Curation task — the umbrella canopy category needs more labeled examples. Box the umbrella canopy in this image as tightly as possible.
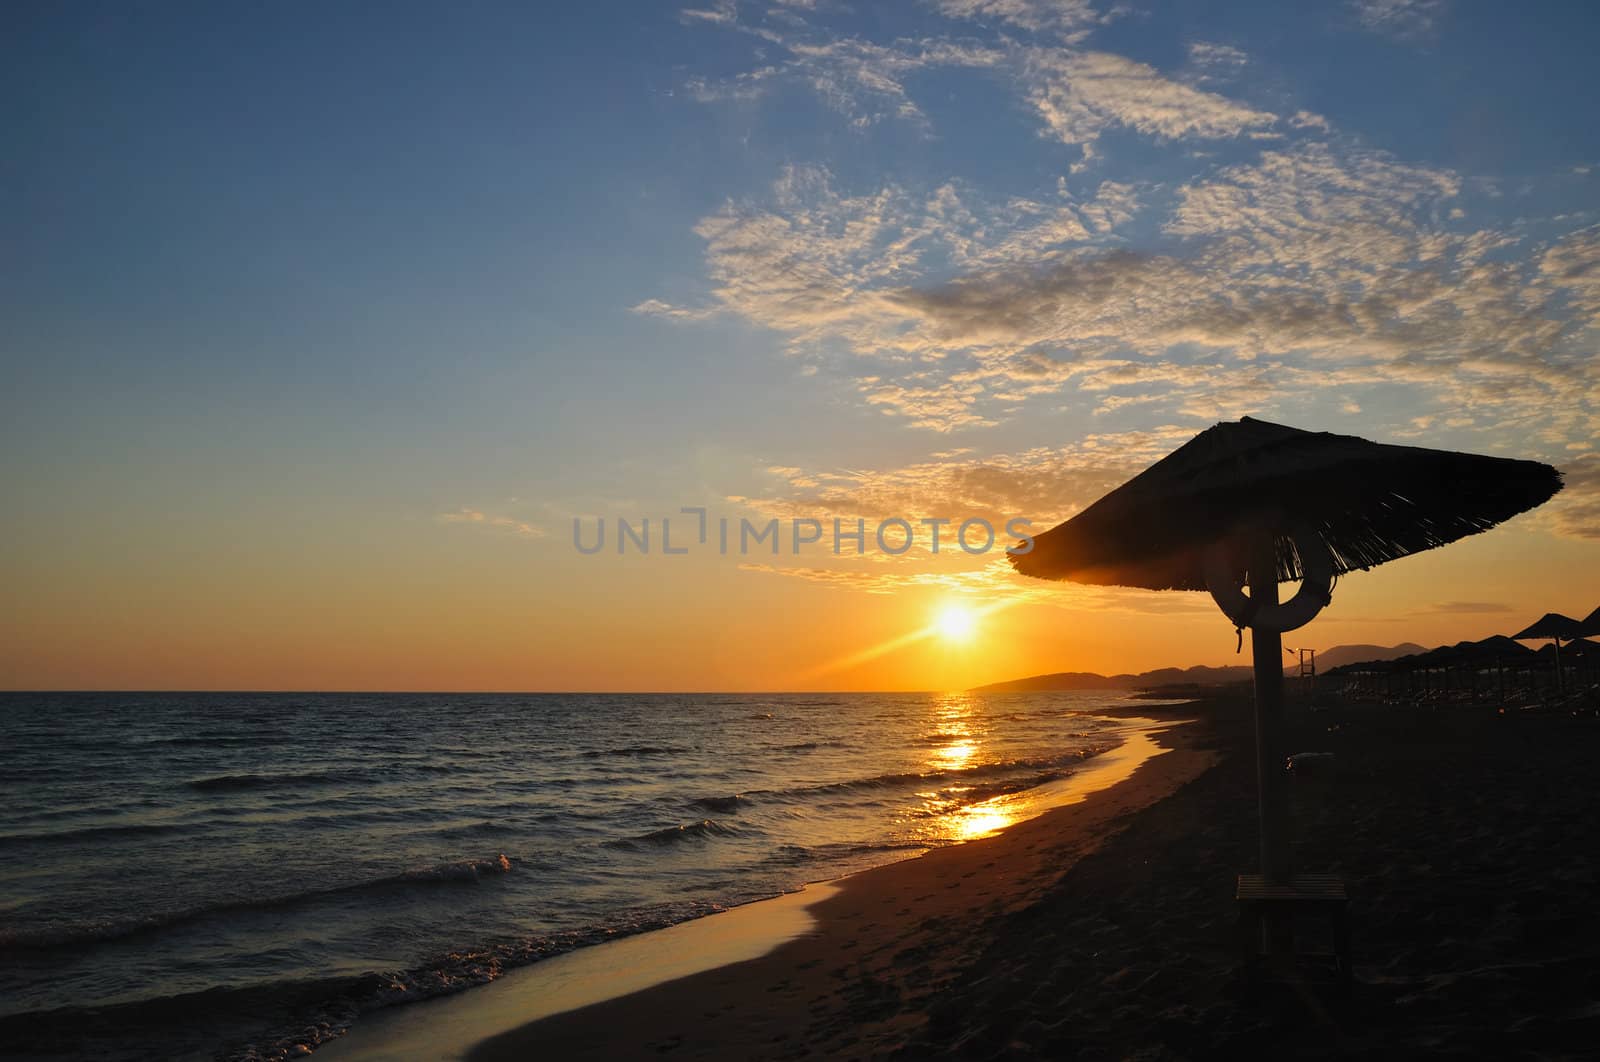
[1512,613,1585,695]
[1510,613,1583,641]
[1012,416,1563,590]
[1578,606,1600,638]
[1456,634,1537,664]
[1536,638,1599,660]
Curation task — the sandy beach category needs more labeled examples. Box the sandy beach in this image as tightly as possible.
[327,690,1600,1060]
[320,713,1209,1061]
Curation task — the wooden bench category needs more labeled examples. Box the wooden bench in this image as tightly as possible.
[1236,873,1351,989]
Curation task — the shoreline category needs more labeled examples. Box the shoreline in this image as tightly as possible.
[322,707,1214,1061]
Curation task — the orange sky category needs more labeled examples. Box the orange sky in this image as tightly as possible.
[5,503,1594,691]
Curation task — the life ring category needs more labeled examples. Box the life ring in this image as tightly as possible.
[1202,526,1334,633]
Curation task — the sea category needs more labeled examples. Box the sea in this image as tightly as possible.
[0,690,1158,1060]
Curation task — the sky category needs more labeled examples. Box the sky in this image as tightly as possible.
[3,0,1598,691]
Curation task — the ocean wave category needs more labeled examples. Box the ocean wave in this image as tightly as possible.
[633,754,1108,846]
[773,739,851,752]
[405,819,503,840]
[186,771,347,793]
[0,856,515,954]
[905,769,1074,812]
[687,793,747,813]
[0,898,743,1062]
[610,819,739,848]
[748,747,1112,804]
[144,730,296,749]
[580,744,692,758]
[0,821,187,847]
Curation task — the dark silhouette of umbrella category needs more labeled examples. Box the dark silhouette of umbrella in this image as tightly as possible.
[1014,417,1562,591]
[1535,638,1598,660]
[1512,612,1583,641]
[1455,634,1537,665]
[1510,612,1583,691]
[1579,606,1600,638]
[1011,417,1562,886]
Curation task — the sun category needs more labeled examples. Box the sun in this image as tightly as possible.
[935,604,978,643]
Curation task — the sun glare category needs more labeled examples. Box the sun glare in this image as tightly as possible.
[936,604,978,643]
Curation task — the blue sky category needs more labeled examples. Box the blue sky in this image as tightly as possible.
[4,0,1599,688]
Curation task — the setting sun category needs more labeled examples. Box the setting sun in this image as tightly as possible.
[936,605,978,643]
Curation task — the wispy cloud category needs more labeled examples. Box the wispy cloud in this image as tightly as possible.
[1350,0,1447,40]
[1187,41,1249,76]
[1547,454,1600,540]
[680,19,1005,133]
[739,425,1194,527]
[932,0,1114,41]
[1414,600,1515,615]
[438,508,546,539]
[1023,49,1277,147]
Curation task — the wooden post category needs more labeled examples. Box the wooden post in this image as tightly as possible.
[1248,535,1290,884]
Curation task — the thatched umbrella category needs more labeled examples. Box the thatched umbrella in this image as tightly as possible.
[1510,612,1583,692]
[1012,417,1561,883]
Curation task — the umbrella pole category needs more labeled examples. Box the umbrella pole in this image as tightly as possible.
[1248,535,1291,884]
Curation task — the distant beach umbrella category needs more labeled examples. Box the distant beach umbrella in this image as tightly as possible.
[1511,613,1584,641]
[1011,417,1562,883]
[1510,612,1584,692]
[1579,606,1600,638]
[1455,634,1537,666]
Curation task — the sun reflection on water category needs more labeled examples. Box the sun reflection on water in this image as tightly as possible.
[951,803,1015,841]
[913,692,1026,842]
[930,739,975,771]
[927,695,978,770]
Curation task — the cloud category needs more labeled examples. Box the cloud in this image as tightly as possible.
[631,298,718,321]
[1187,41,1249,74]
[646,143,1599,443]
[1350,0,1447,40]
[1547,454,1600,540]
[1023,50,1278,147]
[932,0,1112,41]
[680,11,1273,152]
[680,2,739,26]
[681,21,1005,132]
[1415,601,1515,615]
[439,509,546,539]
[1538,225,1600,315]
[740,425,1194,528]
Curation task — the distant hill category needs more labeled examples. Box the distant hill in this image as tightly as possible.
[972,642,1428,694]
[971,663,1253,693]
[1307,643,1428,672]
